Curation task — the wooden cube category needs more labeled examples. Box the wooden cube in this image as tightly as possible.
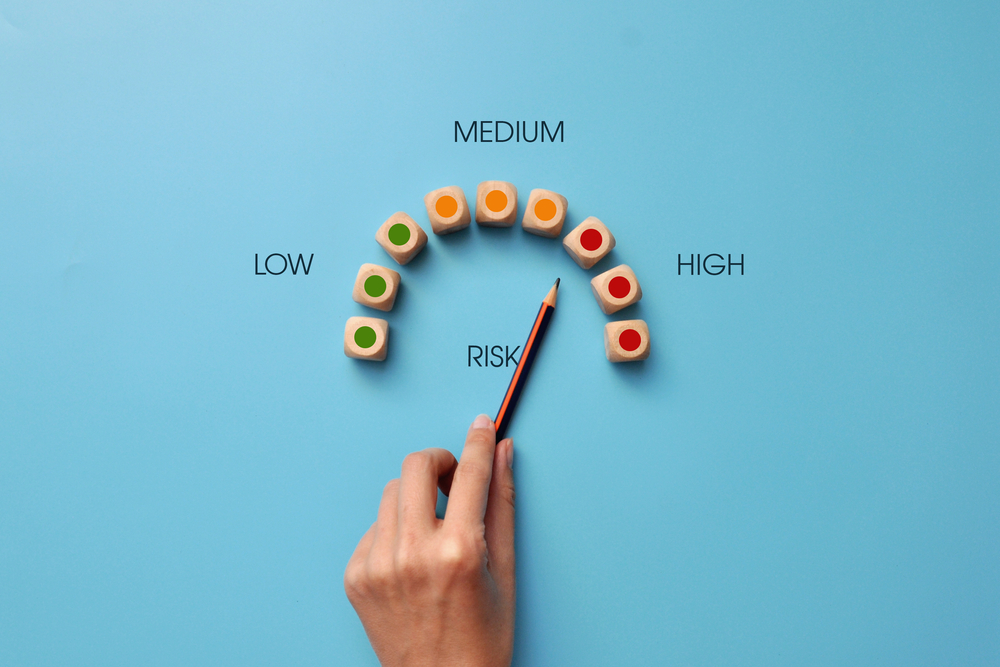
[604,319,650,362]
[352,263,401,312]
[562,217,615,269]
[475,181,518,227]
[376,212,428,265]
[590,264,642,314]
[345,316,388,361]
[424,186,471,235]
[521,188,568,238]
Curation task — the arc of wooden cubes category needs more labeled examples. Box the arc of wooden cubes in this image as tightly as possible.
[344,182,650,363]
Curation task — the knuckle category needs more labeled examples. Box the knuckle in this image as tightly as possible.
[382,478,400,498]
[499,479,516,509]
[427,447,456,466]
[394,543,427,582]
[456,460,491,486]
[365,554,396,590]
[401,451,430,476]
[465,428,495,450]
[343,561,369,601]
[437,534,486,580]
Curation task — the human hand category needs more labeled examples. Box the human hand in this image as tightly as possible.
[344,414,516,667]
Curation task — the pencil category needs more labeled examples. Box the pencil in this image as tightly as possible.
[494,278,560,441]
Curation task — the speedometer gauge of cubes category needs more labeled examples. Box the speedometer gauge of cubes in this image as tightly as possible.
[344,181,650,364]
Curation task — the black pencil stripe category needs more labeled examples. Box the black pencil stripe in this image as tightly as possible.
[495,303,553,441]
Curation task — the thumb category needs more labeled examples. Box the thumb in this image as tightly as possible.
[484,437,516,598]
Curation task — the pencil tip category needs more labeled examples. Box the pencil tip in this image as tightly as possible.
[544,279,560,307]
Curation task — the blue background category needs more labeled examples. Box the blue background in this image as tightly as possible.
[2,1,998,664]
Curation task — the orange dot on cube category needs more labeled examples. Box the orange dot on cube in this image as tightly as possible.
[486,190,508,212]
[476,181,518,227]
[424,186,471,235]
[436,195,458,218]
[521,188,568,238]
[534,198,557,221]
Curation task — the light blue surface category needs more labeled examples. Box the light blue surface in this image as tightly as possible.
[2,1,998,664]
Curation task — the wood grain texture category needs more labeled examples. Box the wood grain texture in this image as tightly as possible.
[344,316,389,361]
[424,185,471,235]
[352,263,401,312]
[603,319,650,362]
[376,212,428,265]
[590,264,642,314]
[521,188,568,238]
[562,216,616,269]
[475,180,518,227]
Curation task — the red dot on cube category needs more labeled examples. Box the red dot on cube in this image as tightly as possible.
[608,276,631,299]
[580,228,603,251]
[619,329,642,351]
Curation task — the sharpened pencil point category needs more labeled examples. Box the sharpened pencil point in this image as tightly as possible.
[543,280,559,308]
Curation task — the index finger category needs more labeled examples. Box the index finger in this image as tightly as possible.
[444,414,497,528]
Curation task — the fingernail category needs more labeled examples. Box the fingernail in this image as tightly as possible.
[472,414,493,430]
[504,439,514,468]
